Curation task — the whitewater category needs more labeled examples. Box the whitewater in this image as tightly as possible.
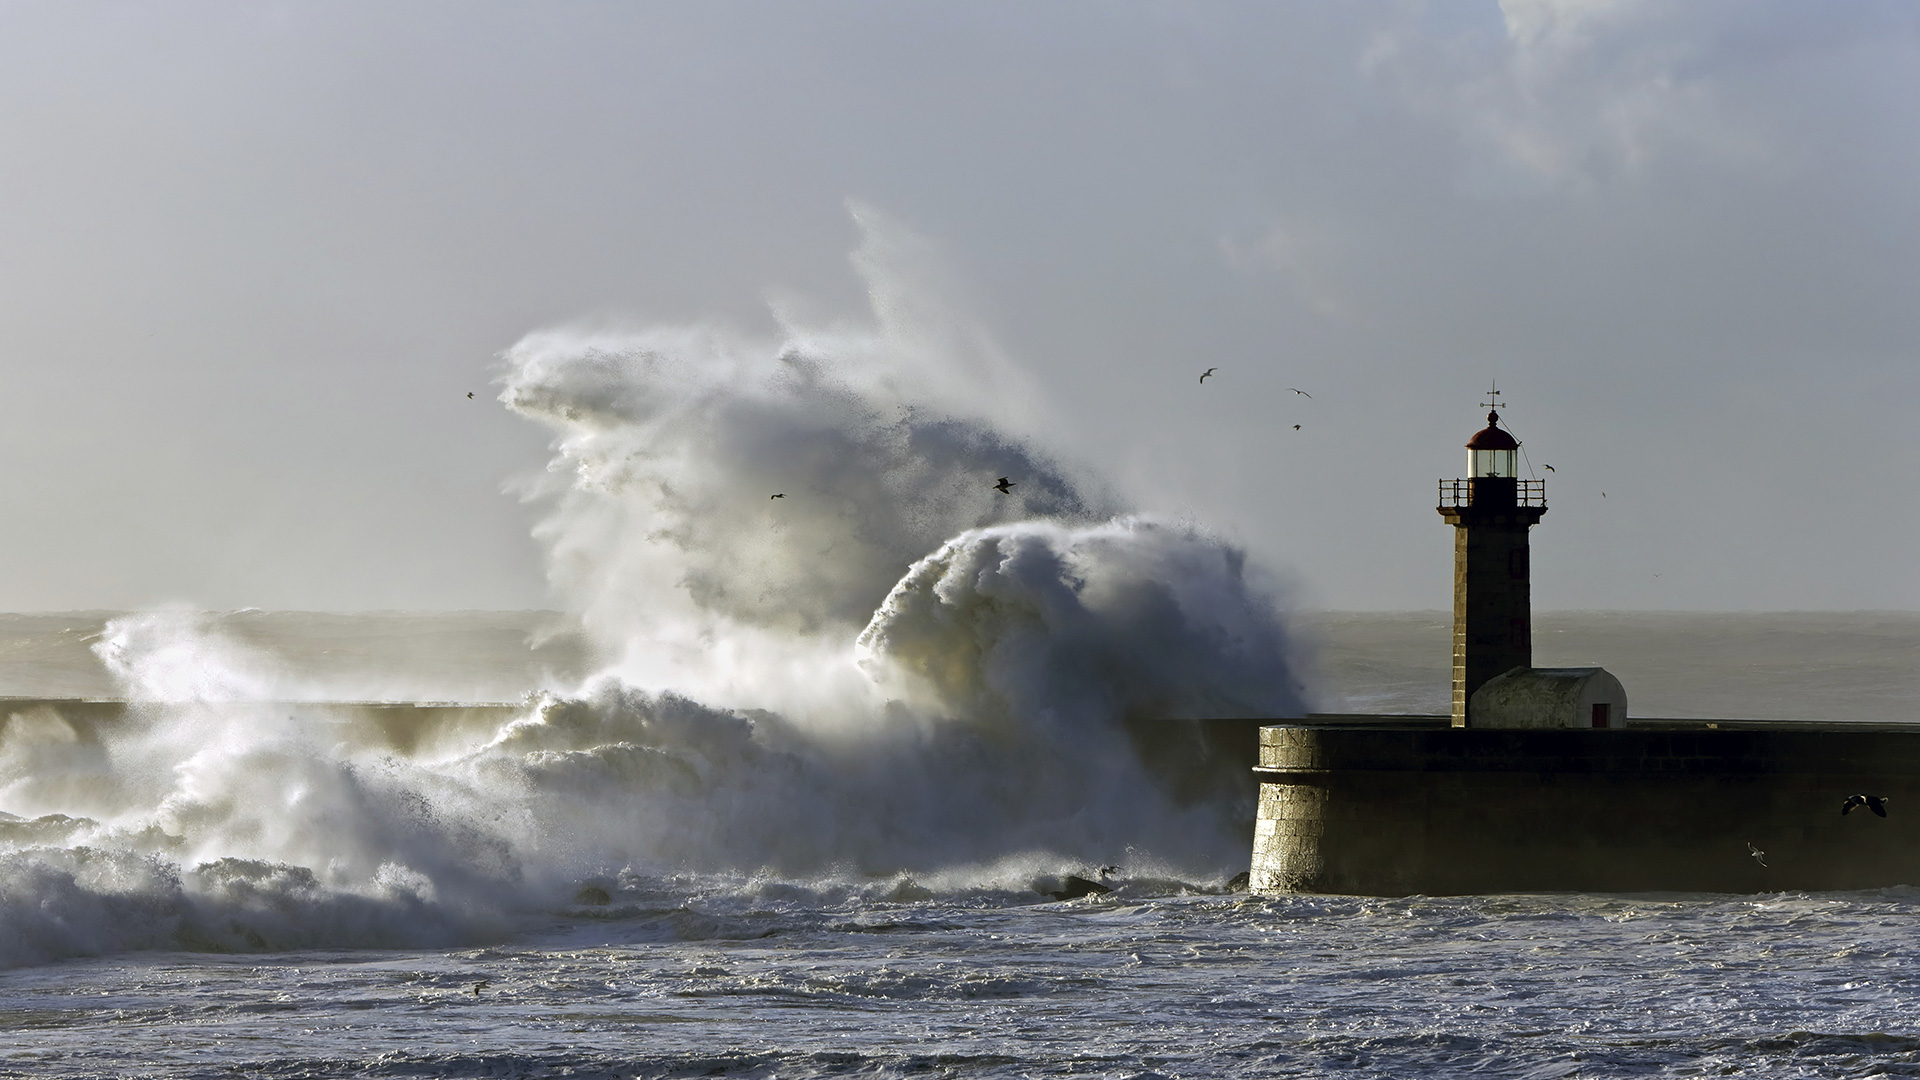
[3,614,1918,1078]
[4,226,1920,1075]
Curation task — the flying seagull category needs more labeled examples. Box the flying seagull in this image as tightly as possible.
[472,980,489,996]
[770,493,785,499]
[1199,367,1217,383]
[994,477,1016,494]
[1287,388,1311,398]
[1542,464,1555,472]
[1293,424,1301,431]
[1748,842,1768,868]
[466,392,474,399]
[1842,794,1890,817]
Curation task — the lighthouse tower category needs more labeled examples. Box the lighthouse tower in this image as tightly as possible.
[1437,389,1545,727]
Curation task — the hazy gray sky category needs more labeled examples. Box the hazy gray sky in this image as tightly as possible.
[0,1,1913,612]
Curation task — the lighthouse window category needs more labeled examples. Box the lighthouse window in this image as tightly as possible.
[1469,449,1517,478]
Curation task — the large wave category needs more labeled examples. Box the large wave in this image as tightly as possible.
[0,212,1308,966]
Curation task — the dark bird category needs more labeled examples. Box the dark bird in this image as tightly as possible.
[1097,865,1121,879]
[1286,388,1312,398]
[1748,842,1768,868]
[1542,464,1555,472]
[466,392,474,399]
[1601,492,1607,498]
[993,477,1015,494]
[1842,794,1890,817]
[1199,367,1217,383]
[472,980,488,996]
[770,493,785,499]
[1292,424,1302,431]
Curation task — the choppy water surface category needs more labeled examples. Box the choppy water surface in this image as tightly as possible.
[7,886,1920,1077]
[1,310,1915,1076]
[1,611,1917,1077]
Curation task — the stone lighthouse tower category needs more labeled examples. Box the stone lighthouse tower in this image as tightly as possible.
[1437,389,1546,726]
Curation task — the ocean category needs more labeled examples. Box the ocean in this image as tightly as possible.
[1,609,1916,1079]
[2,333,1916,1076]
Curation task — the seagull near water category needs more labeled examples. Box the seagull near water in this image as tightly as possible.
[1842,794,1890,817]
[993,477,1016,494]
[1286,387,1311,398]
[1199,367,1217,383]
[1748,842,1768,868]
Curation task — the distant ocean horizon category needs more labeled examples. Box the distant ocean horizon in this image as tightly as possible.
[0,607,1911,722]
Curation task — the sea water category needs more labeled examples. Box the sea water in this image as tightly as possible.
[3,320,1917,1075]
[0,610,1917,1078]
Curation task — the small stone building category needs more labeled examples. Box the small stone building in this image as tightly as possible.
[1468,666,1628,729]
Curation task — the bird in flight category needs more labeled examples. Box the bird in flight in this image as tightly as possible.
[1748,842,1767,868]
[1293,424,1302,431]
[770,493,785,500]
[1542,464,1555,472]
[466,392,474,399]
[994,477,1016,494]
[1287,388,1311,398]
[1199,368,1217,383]
[1842,794,1890,817]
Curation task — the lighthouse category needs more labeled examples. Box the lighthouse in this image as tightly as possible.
[1437,389,1546,727]
[1245,387,1913,896]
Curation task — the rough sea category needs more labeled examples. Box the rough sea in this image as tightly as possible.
[0,610,1916,1079]
[3,331,1918,1076]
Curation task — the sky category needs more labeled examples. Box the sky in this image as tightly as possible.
[0,0,1914,613]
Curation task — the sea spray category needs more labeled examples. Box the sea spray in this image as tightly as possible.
[498,324,1110,715]
[488,281,1306,870]
[465,516,1298,880]
[0,614,513,966]
[0,216,1311,965]
[860,518,1303,728]
[0,522,1303,965]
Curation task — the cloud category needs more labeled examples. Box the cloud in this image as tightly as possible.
[1361,0,1807,190]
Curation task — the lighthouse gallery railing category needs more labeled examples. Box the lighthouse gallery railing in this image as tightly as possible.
[1438,478,1546,508]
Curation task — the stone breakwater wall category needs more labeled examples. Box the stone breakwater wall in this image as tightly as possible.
[1252,722,1920,895]
[0,698,524,758]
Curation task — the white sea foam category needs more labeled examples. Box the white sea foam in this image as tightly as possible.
[0,214,1306,966]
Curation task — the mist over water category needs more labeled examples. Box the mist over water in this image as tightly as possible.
[0,232,1308,968]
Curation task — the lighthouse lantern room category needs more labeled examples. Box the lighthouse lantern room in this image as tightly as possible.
[1467,417,1519,479]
